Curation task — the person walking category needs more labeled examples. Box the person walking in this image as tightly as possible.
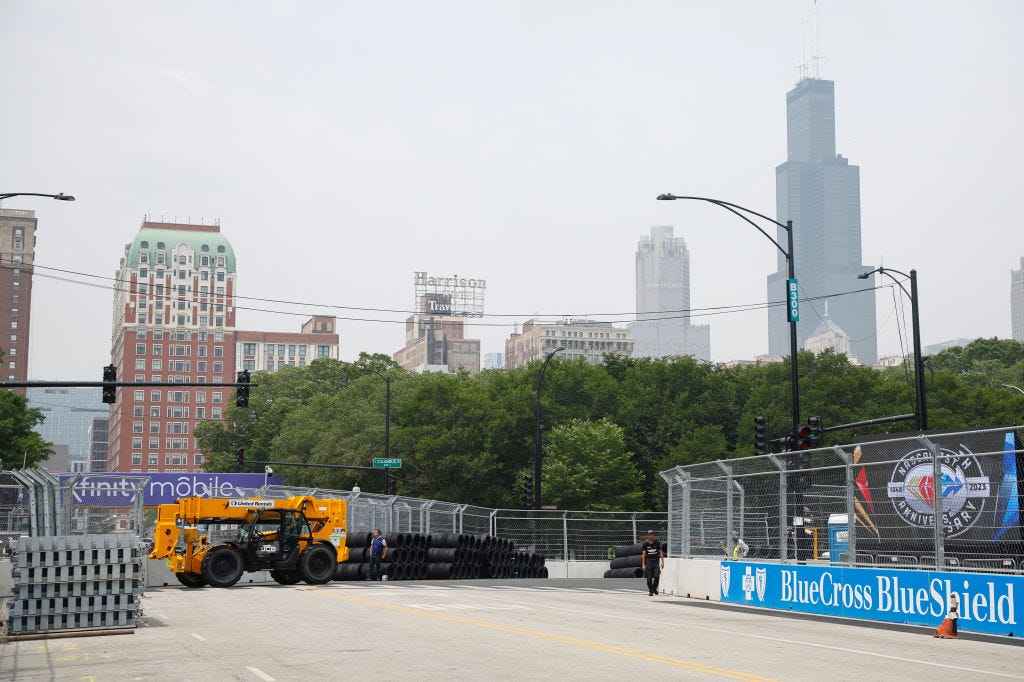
[367,529,388,581]
[640,530,664,596]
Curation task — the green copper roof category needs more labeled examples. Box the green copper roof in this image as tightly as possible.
[126,226,236,272]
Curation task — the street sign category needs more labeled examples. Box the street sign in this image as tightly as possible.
[787,278,800,322]
[372,458,402,469]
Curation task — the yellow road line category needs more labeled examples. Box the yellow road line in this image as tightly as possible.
[317,591,775,681]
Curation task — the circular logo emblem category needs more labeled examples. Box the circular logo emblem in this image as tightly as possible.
[886,446,990,537]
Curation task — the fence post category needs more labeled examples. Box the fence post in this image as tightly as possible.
[681,470,691,558]
[489,509,497,538]
[631,512,637,545]
[833,446,855,566]
[922,437,945,570]
[716,461,733,547]
[768,454,787,562]
[562,511,569,561]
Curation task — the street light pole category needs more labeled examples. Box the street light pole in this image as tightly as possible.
[534,346,564,510]
[859,267,926,431]
[657,194,800,435]
[362,367,393,494]
[0,193,75,202]
[1002,384,1024,395]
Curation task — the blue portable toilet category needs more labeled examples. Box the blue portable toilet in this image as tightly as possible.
[827,513,849,565]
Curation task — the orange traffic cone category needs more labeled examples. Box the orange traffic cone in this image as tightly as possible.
[933,617,957,639]
[934,593,959,639]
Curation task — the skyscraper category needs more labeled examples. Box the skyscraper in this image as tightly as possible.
[633,225,710,361]
[1012,257,1024,342]
[767,78,877,364]
[0,208,36,393]
[108,221,237,473]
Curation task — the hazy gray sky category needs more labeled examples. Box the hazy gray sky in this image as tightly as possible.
[2,1,1021,380]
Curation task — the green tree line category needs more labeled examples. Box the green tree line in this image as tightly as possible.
[194,341,1024,512]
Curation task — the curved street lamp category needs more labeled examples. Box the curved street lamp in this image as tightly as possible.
[657,194,801,436]
[534,346,564,509]
[858,267,926,431]
[1002,384,1024,395]
[0,193,75,202]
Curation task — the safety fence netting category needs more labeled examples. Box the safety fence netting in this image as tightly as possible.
[660,425,1024,573]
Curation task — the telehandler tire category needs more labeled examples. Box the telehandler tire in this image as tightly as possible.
[300,544,336,584]
[175,571,208,588]
[201,545,245,587]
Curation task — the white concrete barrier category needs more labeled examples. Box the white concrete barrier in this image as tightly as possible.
[661,558,721,600]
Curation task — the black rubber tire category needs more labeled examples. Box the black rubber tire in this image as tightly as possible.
[201,546,244,588]
[271,569,302,585]
[300,544,337,585]
[175,571,207,588]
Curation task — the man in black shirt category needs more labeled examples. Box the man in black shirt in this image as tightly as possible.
[640,530,664,596]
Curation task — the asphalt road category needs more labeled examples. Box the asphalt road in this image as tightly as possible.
[2,578,1021,681]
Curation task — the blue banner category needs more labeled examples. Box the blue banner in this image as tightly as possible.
[719,561,1023,636]
[59,472,284,507]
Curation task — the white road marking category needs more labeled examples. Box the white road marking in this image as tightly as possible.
[247,666,275,681]
[189,632,206,641]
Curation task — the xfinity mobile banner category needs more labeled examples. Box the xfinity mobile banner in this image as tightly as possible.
[720,561,1023,636]
[58,473,284,507]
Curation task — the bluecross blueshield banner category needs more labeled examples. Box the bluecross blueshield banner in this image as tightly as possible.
[719,561,1023,636]
[58,473,284,507]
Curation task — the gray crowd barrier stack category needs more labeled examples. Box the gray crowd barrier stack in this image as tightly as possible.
[7,534,143,637]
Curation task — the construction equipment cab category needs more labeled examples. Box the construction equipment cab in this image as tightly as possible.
[150,496,348,588]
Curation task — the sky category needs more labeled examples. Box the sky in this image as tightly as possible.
[2,1,1022,381]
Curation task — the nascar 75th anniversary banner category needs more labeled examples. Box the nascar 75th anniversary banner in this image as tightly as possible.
[720,561,1023,636]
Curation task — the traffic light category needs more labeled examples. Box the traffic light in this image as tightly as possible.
[235,370,250,408]
[807,416,823,448]
[101,365,117,404]
[235,447,245,471]
[754,416,768,456]
[389,478,398,496]
[522,474,533,509]
[796,425,813,450]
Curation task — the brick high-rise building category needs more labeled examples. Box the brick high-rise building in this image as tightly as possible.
[236,316,339,373]
[0,208,37,394]
[108,221,237,473]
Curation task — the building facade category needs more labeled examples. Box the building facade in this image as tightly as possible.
[767,78,878,365]
[89,417,109,472]
[1013,257,1024,342]
[394,314,480,373]
[483,352,505,370]
[0,208,36,393]
[27,387,108,472]
[107,221,237,473]
[505,317,635,368]
[236,316,339,373]
[632,225,710,361]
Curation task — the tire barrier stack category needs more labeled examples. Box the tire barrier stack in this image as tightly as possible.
[603,541,667,578]
[604,542,644,578]
[335,532,547,581]
[7,534,143,637]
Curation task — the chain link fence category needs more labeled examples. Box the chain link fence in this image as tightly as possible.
[661,425,1024,572]
[253,484,666,560]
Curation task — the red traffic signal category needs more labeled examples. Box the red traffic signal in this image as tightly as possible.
[797,425,812,450]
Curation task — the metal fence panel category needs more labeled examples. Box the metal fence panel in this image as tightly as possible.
[660,425,1024,572]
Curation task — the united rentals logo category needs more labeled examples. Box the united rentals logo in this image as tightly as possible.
[886,445,990,537]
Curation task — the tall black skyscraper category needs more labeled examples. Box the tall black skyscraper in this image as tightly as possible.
[767,78,877,364]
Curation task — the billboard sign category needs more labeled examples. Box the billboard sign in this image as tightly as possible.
[720,561,1023,636]
[846,429,1022,548]
[59,472,284,507]
[414,271,486,318]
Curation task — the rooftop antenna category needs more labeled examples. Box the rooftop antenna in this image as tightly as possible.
[811,0,827,79]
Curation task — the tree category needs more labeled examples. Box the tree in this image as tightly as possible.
[542,418,643,511]
[0,390,53,469]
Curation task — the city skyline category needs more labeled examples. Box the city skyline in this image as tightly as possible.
[2,2,1022,382]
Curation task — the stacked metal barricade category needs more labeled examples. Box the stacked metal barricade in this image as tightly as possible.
[8,534,143,635]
